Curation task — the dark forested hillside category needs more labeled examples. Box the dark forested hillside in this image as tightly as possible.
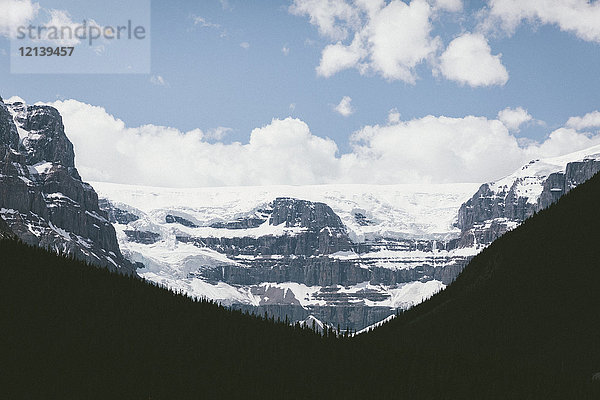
[2,172,600,399]
[357,170,600,398]
[0,239,337,399]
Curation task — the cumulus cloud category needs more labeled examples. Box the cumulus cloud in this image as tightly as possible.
[316,38,366,77]
[294,0,442,83]
[566,111,600,130]
[334,96,354,116]
[387,108,401,124]
[204,126,232,141]
[438,33,508,87]
[497,107,533,132]
[345,115,600,183]
[46,99,600,187]
[0,0,40,38]
[531,127,600,158]
[240,41,250,49]
[38,9,82,46]
[432,0,462,12]
[367,0,440,82]
[282,45,290,55]
[47,100,341,187]
[289,0,359,40]
[482,0,600,43]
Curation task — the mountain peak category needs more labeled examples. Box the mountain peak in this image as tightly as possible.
[0,96,137,274]
[4,101,75,168]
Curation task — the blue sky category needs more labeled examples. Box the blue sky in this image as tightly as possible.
[1,0,600,187]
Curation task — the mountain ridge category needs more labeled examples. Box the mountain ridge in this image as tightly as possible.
[2,169,599,399]
[0,97,137,274]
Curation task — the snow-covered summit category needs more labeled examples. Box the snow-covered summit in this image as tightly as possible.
[91,182,479,242]
[488,143,600,205]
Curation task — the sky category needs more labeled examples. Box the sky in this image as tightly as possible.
[1,0,600,187]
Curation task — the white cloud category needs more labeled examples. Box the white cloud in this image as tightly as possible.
[438,33,508,87]
[47,100,341,187]
[204,126,232,141]
[316,37,366,77]
[497,107,533,132]
[367,0,440,82]
[47,99,600,187]
[483,0,600,43]
[289,0,359,40]
[38,9,82,46]
[240,41,250,49]
[191,15,221,29]
[334,96,354,117]
[566,111,600,130]
[432,0,462,12]
[0,0,40,38]
[345,115,600,183]
[532,127,600,158]
[289,103,296,112]
[282,45,290,56]
[296,0,441,83]
[387,108,401,124]
[150,75,169,87]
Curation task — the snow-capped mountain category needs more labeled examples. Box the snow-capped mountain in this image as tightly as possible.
[457,144,600,246]
[2,95,600,331]
[0,96,137,274]
[92,144,600,331]
[93,182,480,330]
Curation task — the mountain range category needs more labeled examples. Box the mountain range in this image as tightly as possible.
[2,159,599,399]
[1,95,600,332]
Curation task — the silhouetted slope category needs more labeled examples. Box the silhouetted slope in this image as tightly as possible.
[1,172,599,399]
[356,171,600,398]
[0,240,336,399]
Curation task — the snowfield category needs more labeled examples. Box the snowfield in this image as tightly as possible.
[90,182,479,313]
[92,182,480,241]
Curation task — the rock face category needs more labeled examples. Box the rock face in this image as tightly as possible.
[96,186,475,331]
[196,256,468,287]
[0,214,15,239]
[0,97,137,274]
[269,197,344,230]
[457,152,600,246]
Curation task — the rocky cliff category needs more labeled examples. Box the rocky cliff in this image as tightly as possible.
[97,185,475,331]
[457,150,600,245]
[0,97,137,274]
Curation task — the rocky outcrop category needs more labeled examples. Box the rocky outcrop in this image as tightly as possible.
[124,230,161,244]
[176,197,353,257]
[0,97,137,274]
[457,181,535,232]
[166,214,199,228]
[270,197,345,230]
[195,255,469,287]
[209,216,265,229]
[457,157,600,245]
[98,199,140,225]
[0,215,15,239]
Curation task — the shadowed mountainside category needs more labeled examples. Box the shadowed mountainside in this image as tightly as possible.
[2,172,600,399]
